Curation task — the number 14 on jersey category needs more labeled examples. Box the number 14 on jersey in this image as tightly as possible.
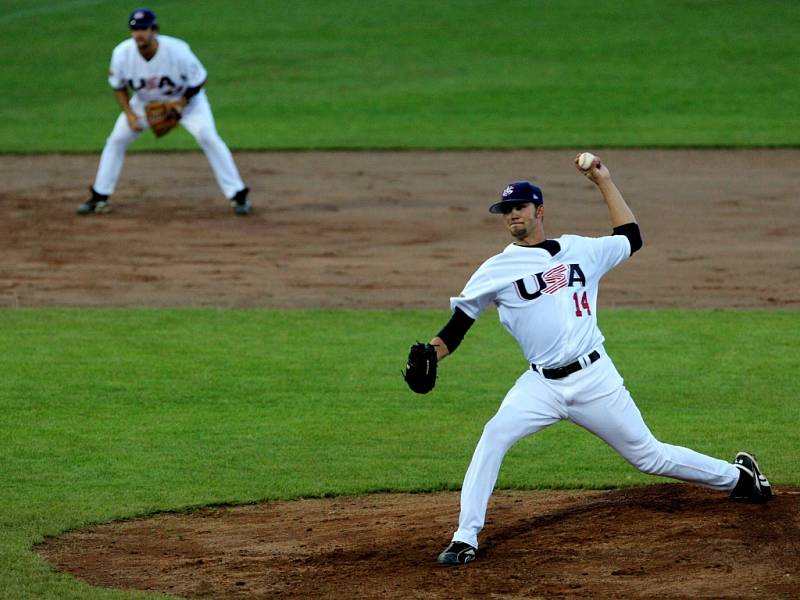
[573,291,592,317]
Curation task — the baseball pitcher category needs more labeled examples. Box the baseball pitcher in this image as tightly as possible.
[404,154,773,566]
[79,8,251,216]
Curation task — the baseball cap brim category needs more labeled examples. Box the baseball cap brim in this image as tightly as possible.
[488,199,539,214]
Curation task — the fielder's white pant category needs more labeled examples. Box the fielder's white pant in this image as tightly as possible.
[452,348,740,549]
[93,90,245,199]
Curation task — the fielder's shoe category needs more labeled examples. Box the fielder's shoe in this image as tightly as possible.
[77,188,111,215]
[437,541,477,566]
[230,187,251,216]
[731,451,773,502]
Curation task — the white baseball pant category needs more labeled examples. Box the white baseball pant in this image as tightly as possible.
[92,90,245,199]
[452,349,741,549]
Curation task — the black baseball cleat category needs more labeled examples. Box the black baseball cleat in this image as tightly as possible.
[77,188,111,215]
[230,187,251,216]
[437,541,477,565]
[731,451,773,502]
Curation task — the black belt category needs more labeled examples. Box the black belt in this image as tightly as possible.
[531,350,601,380]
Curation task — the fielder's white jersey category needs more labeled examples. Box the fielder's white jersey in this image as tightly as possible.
[108,35,207,104]
[451,234,631,368]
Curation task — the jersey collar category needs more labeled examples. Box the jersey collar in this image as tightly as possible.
[513,239,560,256]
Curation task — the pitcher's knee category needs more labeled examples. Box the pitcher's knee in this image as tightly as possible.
[629,441,669,475]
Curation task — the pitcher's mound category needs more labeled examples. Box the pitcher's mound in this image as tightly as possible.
[38,484,798,599]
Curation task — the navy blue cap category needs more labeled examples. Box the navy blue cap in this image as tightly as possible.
[128,8,158,30]
[488,181,544,214]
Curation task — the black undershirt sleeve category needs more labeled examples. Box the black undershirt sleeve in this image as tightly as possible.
[612,222,643,255]
[183,79,206,102]
[436,307,475,355]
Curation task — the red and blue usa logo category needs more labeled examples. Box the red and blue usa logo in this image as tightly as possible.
[513,263,586,301]
[541,264,568,294]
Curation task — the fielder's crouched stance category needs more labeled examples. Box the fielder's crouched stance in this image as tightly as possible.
[404,154,772,566]
[79,8,251,216]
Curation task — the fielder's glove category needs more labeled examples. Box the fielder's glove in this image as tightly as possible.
[404,342,438,394]
[145,101,183,137]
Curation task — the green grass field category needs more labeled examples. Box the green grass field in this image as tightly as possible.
[0,0,799,151]
[1,309,798,599]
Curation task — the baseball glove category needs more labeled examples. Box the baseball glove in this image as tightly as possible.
[145,101,183,137]
[404,342,438,394]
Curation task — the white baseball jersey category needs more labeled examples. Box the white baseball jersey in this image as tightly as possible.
[451,235,630,368]
[108,35,207,105]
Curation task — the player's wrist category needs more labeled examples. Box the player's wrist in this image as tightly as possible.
[596,178,616,193]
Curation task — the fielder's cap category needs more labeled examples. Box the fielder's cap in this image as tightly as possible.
[488,181,544,214]
[128,8,158,30]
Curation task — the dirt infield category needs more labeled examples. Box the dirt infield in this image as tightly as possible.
[7,149,798,598]
[39,485,799,599]
[2,149,799,309]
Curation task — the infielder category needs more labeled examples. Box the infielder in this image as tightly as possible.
[79,8,251,216]
[403,153,772,566]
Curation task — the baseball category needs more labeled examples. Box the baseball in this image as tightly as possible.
[577,152,596,170]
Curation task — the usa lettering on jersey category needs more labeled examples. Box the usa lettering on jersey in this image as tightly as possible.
[127,76,184,95]
[513,263,586,301]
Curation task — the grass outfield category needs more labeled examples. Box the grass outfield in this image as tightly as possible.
[0,0,798,152]
[0,308,797,598]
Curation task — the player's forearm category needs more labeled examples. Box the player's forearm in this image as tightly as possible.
[597,178,636,227]
[113,88,135,116]
[429,336,450,361]
[430,307,476,361]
